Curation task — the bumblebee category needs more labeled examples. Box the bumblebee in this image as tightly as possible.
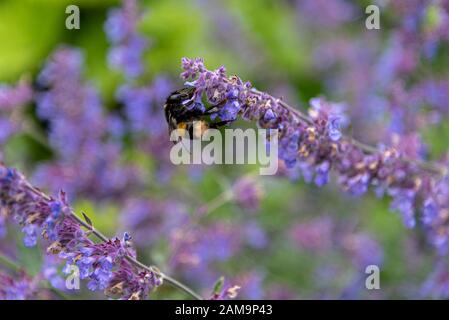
[164,87,229,140]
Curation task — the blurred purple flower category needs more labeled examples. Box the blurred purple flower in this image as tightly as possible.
[105,0,148,78]
[0,79,32,145]
[0,271,35,300]
[289,217,334,252]
[232,176,264,212]
[34,46,138,199]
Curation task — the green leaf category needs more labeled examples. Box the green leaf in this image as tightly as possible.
[213,276,225,295]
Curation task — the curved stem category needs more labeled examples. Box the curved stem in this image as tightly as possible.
[251,89,448,177]
[24,183,203,300]
[0,252,21,271]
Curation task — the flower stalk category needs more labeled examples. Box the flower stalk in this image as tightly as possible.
[24,181,203,300]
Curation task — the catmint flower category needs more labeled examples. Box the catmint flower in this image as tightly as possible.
[420,173,449,255]
[263,109,276,122]
[0,164,160,299]
[289,217,334,252]
[309,97,347,142]
[0,271,35,300]
[105,261,162,300]
[211,100,241,122]
[231,176,264,212]
[117,76,172,137]
[314,161,331,187]
[342,233,383,270]
[0,79,33,110]
[105,0,148,78]
[34,46,137,199]
[179,57,443,248]
[0,210,6,238]
[42,255,66,291]
[422,260,449,298]
[242,221,267,249]
[181,57,206,80]
[171,223,243,286]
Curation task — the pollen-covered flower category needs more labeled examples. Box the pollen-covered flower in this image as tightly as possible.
[61,238,130,291]
[105,261,162,300]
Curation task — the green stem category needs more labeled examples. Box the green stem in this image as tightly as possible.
[0,252,21,271]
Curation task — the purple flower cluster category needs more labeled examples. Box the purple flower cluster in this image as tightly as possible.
[0,164,161,299]
[422,259,449,298]
[117,76,172,137]
[316,0,449,140]
[105,0,177,183]
[105,260,162,299]
[308,0,449,143]
[422,170,449,255]
[293,1,449,264]
[181,58,248,120]
[0,270,35,300]
[105,0,148,78]
[34,46,137,199]
[179,57,449,250]
[231,176,264,212]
